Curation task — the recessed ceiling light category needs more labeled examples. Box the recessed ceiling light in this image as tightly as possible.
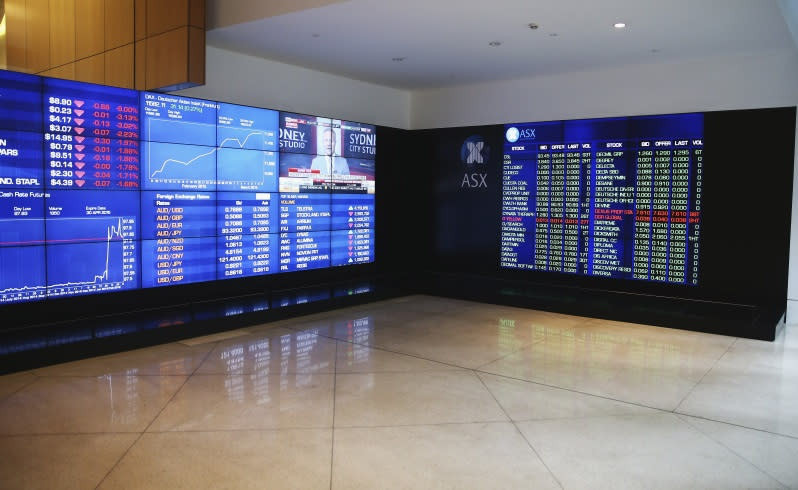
[614,22,626,29]
[311,33,320,38]
[549,33,558,37]
[651,48,660,53]
[489,41,502,47]
[391,57,406,62]
[528,23,539,30]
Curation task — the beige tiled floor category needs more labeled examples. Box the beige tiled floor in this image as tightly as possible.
[1,294,797,489]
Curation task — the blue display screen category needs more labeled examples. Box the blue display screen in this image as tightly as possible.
[332,229,374,267]
[501,114,702,285]
[218,103,278,151]
[278,193,331,233]
[332,194,374,231]
[140,191,216,239]
[143,141,217,191]
[0,69,376,304]
[140,237,217,287]
[0,189,45,246]
[217,147,278,192]
[0,131,45,188]
[216,192,279,279]
[0,246,46,304]
[41,79,141,192]
[45,190,139,298]
[141,93,216,145]
[277,231,331,272]
[0,71,43,132]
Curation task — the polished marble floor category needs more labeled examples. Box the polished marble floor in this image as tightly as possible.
[1,295,797,489]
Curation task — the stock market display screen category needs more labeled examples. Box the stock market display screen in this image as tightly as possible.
[0,70,376,304]
[501,114,703,285]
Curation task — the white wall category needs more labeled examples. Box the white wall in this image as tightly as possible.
[176,46,411,129]
[413,49,798,313]
[781,0,798,51]
[412,50,798,129]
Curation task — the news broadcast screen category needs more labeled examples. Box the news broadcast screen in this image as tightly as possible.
[278,115,375,195]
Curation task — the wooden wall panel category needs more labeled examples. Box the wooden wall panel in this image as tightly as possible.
[146,0,187,36]
[6,0,28,71]
[145,27,187,90]
[188,27,205,86]
[75,0,105,59]
[189,0,205,28]
[134,0,147,40]
[49,0,76,67]
[25,0,51,73]
[105,44,134,89]
[134,40,146,90]
[75,52,105,84]
[105,0,134,50]
[41,63,76,80]
[5,0,203,90]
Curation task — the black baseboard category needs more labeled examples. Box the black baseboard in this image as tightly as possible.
[418,271,781,341]
[0,271,784,375]
[0,277,408,375]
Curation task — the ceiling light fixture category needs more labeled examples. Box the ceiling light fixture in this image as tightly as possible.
[549,33,558,37]
[489,41,502,47]
[528,23,539,30]
[391,57,406,62]
[311,33,320,38]
[614,22,626,29]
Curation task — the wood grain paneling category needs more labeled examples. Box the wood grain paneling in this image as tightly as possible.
[49,0,76,67]
[105,0,134,50]
[75,0,105,59]
[105,44,134,88]
[188,27,205,86]
[6,0,28,70]
[41,63,76,80]
[189,0,205,28]
[4,0,203,90]
[25,0,51,73]
[134,0,147,40]
[146,0,187,36]
[134,40,146,90]
[145,27,187,89]
[75,52,105,84]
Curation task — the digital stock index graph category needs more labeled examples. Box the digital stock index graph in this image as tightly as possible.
[0,70,376,304]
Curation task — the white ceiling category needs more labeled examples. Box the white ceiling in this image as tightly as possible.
[206,0,797,90]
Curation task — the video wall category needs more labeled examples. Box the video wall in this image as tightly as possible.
[0,70,376,305]
[501,114,703,285]
[428,107,794,308]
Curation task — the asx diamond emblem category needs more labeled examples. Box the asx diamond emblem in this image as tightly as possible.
[460,135,490,189]
[460,135,490,165]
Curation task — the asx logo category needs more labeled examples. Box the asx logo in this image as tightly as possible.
[461,135,490,165]
[505,126,535,143]
[460,135,489,189]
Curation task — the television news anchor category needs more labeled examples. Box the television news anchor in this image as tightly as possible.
[311,127,350,176]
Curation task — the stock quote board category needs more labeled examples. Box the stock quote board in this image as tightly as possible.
[501,114,702,285]
[0,70,375,304]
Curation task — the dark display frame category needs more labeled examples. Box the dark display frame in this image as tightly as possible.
[415,108,796,339]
